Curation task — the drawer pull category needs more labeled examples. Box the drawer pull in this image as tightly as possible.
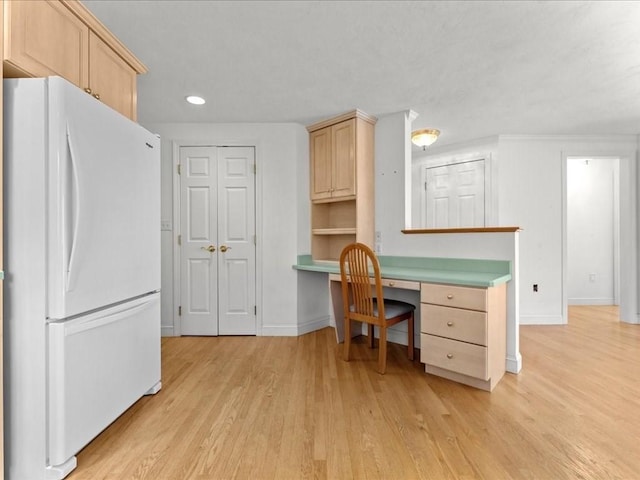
[446,294,453,300]
[446,321,453,327]
[388,281,395,287]
[446,353,454,359]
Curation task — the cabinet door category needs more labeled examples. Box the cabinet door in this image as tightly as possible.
[88,32,137,120]
[310,126,333,200]
[4,0,89,87]
[331,119,356,198]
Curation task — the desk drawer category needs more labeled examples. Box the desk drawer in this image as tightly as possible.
[421,283,487,311]
[421,334,488,380]
[381,278,420,290]
[330,274,420,291]
[421,304,487,345]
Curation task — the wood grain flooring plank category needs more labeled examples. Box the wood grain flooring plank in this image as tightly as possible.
[67,306,640,480]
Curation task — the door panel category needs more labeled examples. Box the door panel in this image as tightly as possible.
[217,147,256,335]
[188,259,212,313]
[331,119,356,198]
[425,159,485,228]
[310,128,332,200]
[88,32,137,120]
[179,146,256,336]
[188,187,210,240]
[180,147,218,335]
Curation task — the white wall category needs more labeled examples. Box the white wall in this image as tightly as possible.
[495,135,637,324]
[567,157,619,305]
[145,122,311,337]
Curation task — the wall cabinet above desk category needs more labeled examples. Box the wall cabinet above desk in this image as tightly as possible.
[307,110,376,262]
[3,0,146,121]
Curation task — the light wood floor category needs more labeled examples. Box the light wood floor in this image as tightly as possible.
[68,306,640,479]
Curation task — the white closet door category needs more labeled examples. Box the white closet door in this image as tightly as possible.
[179,146,256,336]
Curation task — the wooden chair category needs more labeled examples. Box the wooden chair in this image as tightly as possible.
[339,243,415,374]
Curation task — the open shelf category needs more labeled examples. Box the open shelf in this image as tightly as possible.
[312,227,357,235]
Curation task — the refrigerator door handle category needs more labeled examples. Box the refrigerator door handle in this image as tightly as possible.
[65,124,81,292]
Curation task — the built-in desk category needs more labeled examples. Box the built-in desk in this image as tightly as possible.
[294,255,512,391]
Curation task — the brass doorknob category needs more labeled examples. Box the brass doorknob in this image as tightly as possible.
[220,245,231,253]
[201,245,216,253]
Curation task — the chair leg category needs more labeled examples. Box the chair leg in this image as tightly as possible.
[408,312,414,361]
[343,317,351,362]
[378,325,387,374]
[368,324,375,348]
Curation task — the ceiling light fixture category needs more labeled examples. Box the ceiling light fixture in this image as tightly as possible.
[186,95,206,105]
[411,129,440,150]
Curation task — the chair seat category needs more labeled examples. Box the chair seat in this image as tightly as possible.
[350,299,415,319]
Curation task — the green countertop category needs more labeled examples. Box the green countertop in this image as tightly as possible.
[293,255,511,288]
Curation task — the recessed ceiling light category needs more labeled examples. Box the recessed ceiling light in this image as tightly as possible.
[186,95,205,105]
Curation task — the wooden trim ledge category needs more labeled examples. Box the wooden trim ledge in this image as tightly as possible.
[402,227,521,234]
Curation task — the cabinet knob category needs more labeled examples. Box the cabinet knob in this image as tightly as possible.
[84,87,92,94]
[446,353,454,359]
[446,294,453,300]
[93,93,101,100]
[388,281,395,287]
[446,321,453,327]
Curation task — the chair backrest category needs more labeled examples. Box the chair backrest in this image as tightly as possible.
[339,243,385,325]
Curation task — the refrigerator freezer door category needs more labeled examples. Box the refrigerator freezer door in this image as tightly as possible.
[48,293,161,468]
[46,76,160,320]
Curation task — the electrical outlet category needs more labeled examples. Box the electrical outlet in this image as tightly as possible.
[589,273,596,282]
[161,219,172,231]
[375,231,382,242]
[533,284,538,292]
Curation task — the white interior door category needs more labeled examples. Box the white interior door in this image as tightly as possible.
[424,159,485,228]
[179,146,256,335]
[217,147,257,335]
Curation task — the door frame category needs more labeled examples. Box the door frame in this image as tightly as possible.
[565,156,620,307]
[171,139,262,336]
[561,149,638,324]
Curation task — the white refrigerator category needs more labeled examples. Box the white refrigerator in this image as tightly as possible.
[3,76,161,480]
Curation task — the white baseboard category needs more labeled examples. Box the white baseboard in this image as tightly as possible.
[568,297,615,305]
[260,325,300,336]
[161,325,175,337]
[261,316,330,337]
[297,315,331,335]
[519,314,565,325]
[506,353,522,374]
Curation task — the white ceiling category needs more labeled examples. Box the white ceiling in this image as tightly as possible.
[83,0,640,148]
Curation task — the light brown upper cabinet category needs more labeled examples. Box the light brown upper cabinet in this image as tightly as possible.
[3,0,146,121]
[87,31,137,120]
[307,110,377,262]
[310,119,358,201]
